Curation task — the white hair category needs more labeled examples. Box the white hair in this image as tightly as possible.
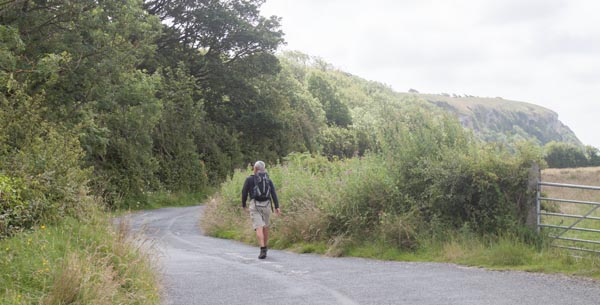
[254,160,266,172]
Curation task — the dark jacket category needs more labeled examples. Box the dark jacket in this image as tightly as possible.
[241,174,279,209]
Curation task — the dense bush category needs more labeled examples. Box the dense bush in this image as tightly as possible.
[0,175,37,237]
[378,103,541,235]
[318,126,359,159]
[0,128,94,237]
[544,141,600,168]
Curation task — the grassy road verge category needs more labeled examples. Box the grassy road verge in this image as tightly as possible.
[0,210,160,305]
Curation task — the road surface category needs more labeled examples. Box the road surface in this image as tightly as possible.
[123,206,600,305]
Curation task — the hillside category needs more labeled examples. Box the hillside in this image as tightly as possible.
[291,54,582,147]
[414,94,581,146]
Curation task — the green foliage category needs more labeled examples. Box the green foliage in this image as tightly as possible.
[11,128,92,212]
[307,72,353,127]
[585,146,600,166]
[0,31,93,233]
[145,0,287,184]
[92,71,162,204]
[318,126,359,159]
[544,141,589,168]
[0,127,94,236]
[0,175,37,237]
[153,66,208,193]
[378,102,542,234]
[124,190,212,211]
[324,155,397,234]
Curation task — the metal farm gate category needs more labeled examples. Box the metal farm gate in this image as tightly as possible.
[537,180,600,254]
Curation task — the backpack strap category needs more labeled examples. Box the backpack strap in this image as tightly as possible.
[252,174,261,198]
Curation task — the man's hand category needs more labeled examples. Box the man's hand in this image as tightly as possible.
[275,208,281,216]
[243,207,249,213]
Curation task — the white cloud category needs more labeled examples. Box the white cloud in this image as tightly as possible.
[261,0,600,147]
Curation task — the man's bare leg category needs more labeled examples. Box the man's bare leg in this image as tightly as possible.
[256,226,265,247]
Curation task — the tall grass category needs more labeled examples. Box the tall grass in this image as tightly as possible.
[202,153,372,248]
[0,207,160,305]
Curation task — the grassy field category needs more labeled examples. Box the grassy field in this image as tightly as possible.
[0,210,160,305]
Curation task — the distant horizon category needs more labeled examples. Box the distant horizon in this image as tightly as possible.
[262,0,600,148]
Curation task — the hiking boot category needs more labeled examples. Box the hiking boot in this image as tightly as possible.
[258,247,267,259]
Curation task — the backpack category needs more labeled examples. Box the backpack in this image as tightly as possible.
[252,172,271,201]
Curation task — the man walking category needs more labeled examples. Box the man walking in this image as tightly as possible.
[242,161,281,259]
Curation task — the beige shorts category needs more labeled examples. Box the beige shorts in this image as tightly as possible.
[249,199,271,229]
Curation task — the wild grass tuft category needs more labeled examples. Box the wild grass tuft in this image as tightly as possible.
[0,207,160,305]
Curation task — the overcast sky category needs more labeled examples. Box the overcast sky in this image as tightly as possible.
[261,0,600,148]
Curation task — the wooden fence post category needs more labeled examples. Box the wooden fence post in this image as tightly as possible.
[525,162,540,230]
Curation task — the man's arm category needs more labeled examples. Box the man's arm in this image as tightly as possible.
[269,180,280,209]
[241,177,251,208]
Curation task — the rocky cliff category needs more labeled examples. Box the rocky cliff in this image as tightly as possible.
[416,94,581,146]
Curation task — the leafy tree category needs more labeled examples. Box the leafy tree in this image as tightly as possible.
[1,0,165,203]
[318,126,358,159]
[144,0,284,113]
[585,145,600,166]
[144,0,286,179]
[153,66,208,192]
[544,141,588,168]
[307,72,352,127]
[0,26,93,231]
[91,70,162,203]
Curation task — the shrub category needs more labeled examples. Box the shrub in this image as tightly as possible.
[0,175,41,237]
[378,102,542,234]
[318,126,358,159]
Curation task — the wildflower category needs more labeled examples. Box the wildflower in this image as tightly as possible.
[41,225,46,230]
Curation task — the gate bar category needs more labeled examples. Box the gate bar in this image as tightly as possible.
[539,211,600,221]
[539,182,600,191]
[538,224,600,234]
[539,197,600,206]
[556,205,600,238]
[552,245,600,254]
[549,236,600,245]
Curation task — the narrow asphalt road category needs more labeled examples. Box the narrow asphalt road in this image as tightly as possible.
[123,205,600,305]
